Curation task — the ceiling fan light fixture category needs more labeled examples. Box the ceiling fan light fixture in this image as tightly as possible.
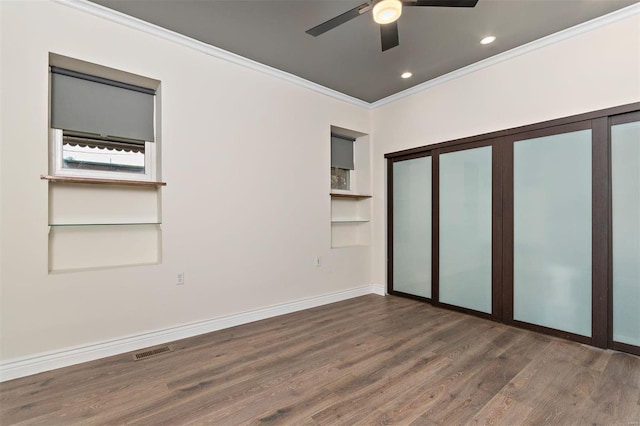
[373,0,402,25]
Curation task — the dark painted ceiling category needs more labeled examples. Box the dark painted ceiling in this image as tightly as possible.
[90,0,638,103]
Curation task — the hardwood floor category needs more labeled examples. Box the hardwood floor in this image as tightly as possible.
[1,295,639,425]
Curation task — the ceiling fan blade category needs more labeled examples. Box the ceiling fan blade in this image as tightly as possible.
[380,22,399,52]
[306,2,372,37]
[402,0,479,7]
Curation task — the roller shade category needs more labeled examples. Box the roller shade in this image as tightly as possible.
[331,134,355,170]
[51,67,155,143]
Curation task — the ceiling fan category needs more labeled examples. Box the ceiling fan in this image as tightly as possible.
[306,0,479,52]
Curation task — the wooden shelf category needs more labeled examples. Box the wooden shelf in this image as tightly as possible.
[330,193,371,199]
[41,175,166,187]
[49,222,161,227]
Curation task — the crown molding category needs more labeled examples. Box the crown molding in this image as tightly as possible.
[54,0,638,111]
[371,2,640,109]
[52,0,370,109]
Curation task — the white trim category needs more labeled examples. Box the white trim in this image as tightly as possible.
[52,0,370,109]
[0,285,380,382]
[53,1,639,111]
[371,283,386,296]
[371,3,640,109]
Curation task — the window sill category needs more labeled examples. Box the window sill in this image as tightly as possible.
[330,193,371,199]
[41,175,166,187]
[49,222,161,227]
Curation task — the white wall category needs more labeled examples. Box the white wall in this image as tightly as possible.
[0,1,370,362]
[371,14,640,291]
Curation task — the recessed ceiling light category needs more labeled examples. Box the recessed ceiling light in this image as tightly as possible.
[401,72,412,79]
[480,36,496,45]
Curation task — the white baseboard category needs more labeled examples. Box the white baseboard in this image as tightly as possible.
[371,283,386,296]
[0,285,381,382]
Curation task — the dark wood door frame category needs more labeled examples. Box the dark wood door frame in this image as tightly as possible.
[432,139,503,322]
[387,151,434,303]
[503,119,607,348]
[607,111,640,356]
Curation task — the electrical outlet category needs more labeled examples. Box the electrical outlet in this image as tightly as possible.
[316,256,322,267]
[176,272,185,285]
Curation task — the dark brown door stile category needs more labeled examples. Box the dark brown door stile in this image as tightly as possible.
[501,139,514,325]
[431,152,440,305]
[386,156,394,297]
[492,138,505,321]
[592,116,609,349]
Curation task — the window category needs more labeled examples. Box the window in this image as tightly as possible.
[49,66,157,181]
[331,167,350,190]
[330,134,355,191]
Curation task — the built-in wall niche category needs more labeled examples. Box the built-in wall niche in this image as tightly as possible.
[329,125,371,248]
[47,181,162,272]
[46,53,163,272]
[49,224,161,272]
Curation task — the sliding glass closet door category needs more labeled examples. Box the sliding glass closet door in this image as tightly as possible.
[611,113,640,353]
[390,155,432,298]
[386,104,640,354]
[438,144,494,314]
[508,123,594,339]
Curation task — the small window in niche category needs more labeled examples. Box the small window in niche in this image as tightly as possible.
[331,134,355,191]
[331,167,350,190]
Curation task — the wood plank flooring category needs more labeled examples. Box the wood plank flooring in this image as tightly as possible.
[1,295,639,425]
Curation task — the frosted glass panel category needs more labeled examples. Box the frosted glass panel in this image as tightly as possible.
[513,130,592,337]
[439,147,492,313]
[393,157,431,298]
[612,120,640,346]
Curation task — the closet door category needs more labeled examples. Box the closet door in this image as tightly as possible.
[389,154,432,299]
[506,122,594,340]
[610,113,640,354]
[437,143,496,315]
